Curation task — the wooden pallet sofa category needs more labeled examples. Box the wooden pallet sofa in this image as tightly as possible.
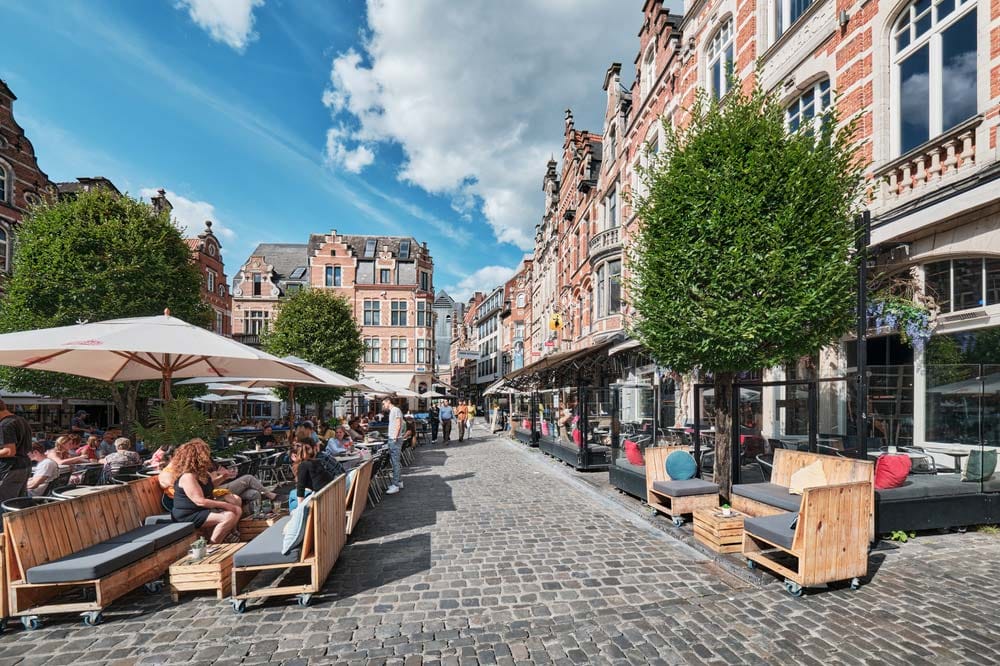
[2,477,195,629]
[645,446,720,526]
[230,473,346,613]
[733,450,874,595]
[346,460,373,536]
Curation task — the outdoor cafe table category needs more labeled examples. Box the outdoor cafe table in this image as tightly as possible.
[52,485,110,499]
[916,446,971,473]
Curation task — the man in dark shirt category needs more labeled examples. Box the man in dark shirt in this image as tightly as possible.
[256,425,277,448]
[0,399,33,502]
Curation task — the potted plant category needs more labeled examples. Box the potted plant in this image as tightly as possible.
[721,503,733,518]
[189,537,208,561]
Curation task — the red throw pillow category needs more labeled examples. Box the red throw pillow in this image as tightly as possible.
[875,454,911,490]
[624,440,645,466]
[573,428,582,447]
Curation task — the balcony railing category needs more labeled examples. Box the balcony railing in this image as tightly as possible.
[234,333,262,347]
[588,227,622,257]
[875,116,982,209]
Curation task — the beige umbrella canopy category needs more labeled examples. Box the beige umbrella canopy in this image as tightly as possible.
[0,310,319,399]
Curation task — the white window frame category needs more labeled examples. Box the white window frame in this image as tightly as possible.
[365,337,381,364]
[364,300,381,326]
[244,310,269,336]
[641,43,656,100]
[206,269,216,293]
[399,239,411,259]
[0,164,7,204]
[391,300,408,326]
[890,0,978,157]
[706,19,735,100]
[605,184,619,230]
[364,239,377,257]
[786,78,832,133]
[516,292,526,308]
[0,224,9,273]
[775,0,815,38]
[390,337,408,364]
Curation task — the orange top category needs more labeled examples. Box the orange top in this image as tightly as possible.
[455,405,468,420]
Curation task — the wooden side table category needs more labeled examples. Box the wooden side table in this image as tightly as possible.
[238,511,288,541]
[169,542,244,601]
[693,508,745,554]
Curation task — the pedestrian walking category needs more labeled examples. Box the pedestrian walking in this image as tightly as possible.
[384,397,405,495]
[456,400,469,441]
[428,403,440,441]
[439,401,454,444]
[0,399,34,503]
[468,402,477,435]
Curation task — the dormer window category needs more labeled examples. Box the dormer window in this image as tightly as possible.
[399,239,411,259]
[364,239,377,257]
[252,272,262,296]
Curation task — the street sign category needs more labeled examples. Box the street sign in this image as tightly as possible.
[457,350,478,359]
[544,340,554,347]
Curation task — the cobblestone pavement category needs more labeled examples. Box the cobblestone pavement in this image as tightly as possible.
[2,423,1000,665]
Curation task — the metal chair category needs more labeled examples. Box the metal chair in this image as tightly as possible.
[1,496,61,513]
[257,451,285,485]
[756,453,774,478]
[103,463,141,484]
[78,464,104,486]
[45,468,74,497]
[111,473,147,485]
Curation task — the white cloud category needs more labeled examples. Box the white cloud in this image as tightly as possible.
[175,0,264,52]
[322,1,636,251]
[447,265,517,303]
[140,187,237,242]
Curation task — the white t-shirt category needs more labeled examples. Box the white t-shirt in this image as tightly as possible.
[29,458,59,497]
[388,406,404,439]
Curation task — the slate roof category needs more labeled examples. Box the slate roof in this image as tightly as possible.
[246,243,309,282]
[308,233,427,260]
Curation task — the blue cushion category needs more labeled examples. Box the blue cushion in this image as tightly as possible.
[666,450,697,481]
[281,495,311,555]
[346,468,358,499]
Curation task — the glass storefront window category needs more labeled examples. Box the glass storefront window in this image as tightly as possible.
[986,259,1000,306]
[953,258,984,311]
[925,260,951,312]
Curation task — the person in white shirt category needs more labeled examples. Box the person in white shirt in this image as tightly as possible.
[27,443,60,497]
[384,397,404,494]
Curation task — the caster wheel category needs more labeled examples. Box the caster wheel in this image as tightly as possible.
[21,615,42,631]
[82,611,103,626]
[784,581,804,597]
[231,599,247,614]
[850,577,861,591]
[297,593,312,607]
[144,580,163,594]
[672,517,684,527]
[746,559,756,569]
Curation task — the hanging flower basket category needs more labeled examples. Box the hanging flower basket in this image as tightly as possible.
[868,295,935,351]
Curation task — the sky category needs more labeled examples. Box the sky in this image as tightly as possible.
[0,0,642,301]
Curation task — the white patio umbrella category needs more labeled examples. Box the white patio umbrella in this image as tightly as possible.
[0,310,318,399]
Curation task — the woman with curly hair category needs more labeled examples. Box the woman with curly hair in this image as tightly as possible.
[170,440,240,543]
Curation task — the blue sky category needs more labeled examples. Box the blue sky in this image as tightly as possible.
[0,0,640,300]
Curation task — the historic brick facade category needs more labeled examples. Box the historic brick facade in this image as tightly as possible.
[184,218,232,336]
[0,79,55,288]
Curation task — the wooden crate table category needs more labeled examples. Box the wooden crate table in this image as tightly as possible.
[238,511,288,541]
[693,509,745,554]
[169,543,244,601]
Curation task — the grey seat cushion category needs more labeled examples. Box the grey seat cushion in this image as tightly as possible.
[652,479,719,497]
[745,512,799,550]
[732,483,802,512]
[233,517,301,567]
[26,541,155,584]
[144,513,174,526]
[109,523,194,550]
[876,474,981,501]
[615,457,645,476]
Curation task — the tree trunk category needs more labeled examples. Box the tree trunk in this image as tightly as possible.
[712,371,735,499]
[109,384,127,434]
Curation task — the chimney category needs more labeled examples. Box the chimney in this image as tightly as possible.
[150,188,172,215]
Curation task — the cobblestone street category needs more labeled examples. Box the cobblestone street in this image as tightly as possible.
[2,427,1000,665]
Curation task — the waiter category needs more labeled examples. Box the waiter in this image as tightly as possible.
[0,399,33,502]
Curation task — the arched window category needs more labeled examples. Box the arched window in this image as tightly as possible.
[786,78,831,133]
[706,20,734,100]
[516,292,526,308]
[0,226,9,273]
[892,0,977,156]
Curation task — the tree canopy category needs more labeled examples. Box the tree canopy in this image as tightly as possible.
[263,288,365,408]
[0,187,211,428]
[631,80,863,493]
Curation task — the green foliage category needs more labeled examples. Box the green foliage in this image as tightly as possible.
[0,188,211,406]
[630,80,863,375]
[888,530,916,543]
[976,524,1000,535]
[135,399,213,450]
[263,289,364,406]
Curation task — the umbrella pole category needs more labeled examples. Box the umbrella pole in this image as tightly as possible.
[288,384,296,432]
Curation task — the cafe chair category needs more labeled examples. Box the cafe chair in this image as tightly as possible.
[1,496,62,513]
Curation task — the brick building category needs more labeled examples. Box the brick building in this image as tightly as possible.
[0,79,54,287]
[449,292,483,399]
[500,257,533,373]
[232,232,436,392]
[184,219,232,336]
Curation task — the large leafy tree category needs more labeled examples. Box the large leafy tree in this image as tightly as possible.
[0,188,211,432]
[631,81,863,496]
[263,289,364,416]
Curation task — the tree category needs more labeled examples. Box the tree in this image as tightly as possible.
[0,188,211,432]
[263,289,365,417]
[631,80,863,497]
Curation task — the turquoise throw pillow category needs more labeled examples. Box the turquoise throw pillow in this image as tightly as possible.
[963,449,998,482]
[666,450,697,481]
[346,468,358,498]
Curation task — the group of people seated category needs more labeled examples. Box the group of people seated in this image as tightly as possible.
[25,430,145,496]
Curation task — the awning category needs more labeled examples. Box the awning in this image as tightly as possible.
[483,378,515,395]
[500,337,620,389]
[608,338,642,357]
[362,372,417,389]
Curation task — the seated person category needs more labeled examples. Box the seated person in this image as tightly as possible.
[96,432,118,459]
[169,441,240,543]
[76,435,100,461]
[325,425,353,455]
[256,424,277,448]
[288,440,334,510]
[147,444,170,470]
[47,435,90,466]
[158,439,274,509]
[101,437,142,478]
[347,417,365,440]
[27,443,60,497]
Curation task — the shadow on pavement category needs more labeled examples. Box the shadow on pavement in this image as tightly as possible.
[325,532,433,599]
